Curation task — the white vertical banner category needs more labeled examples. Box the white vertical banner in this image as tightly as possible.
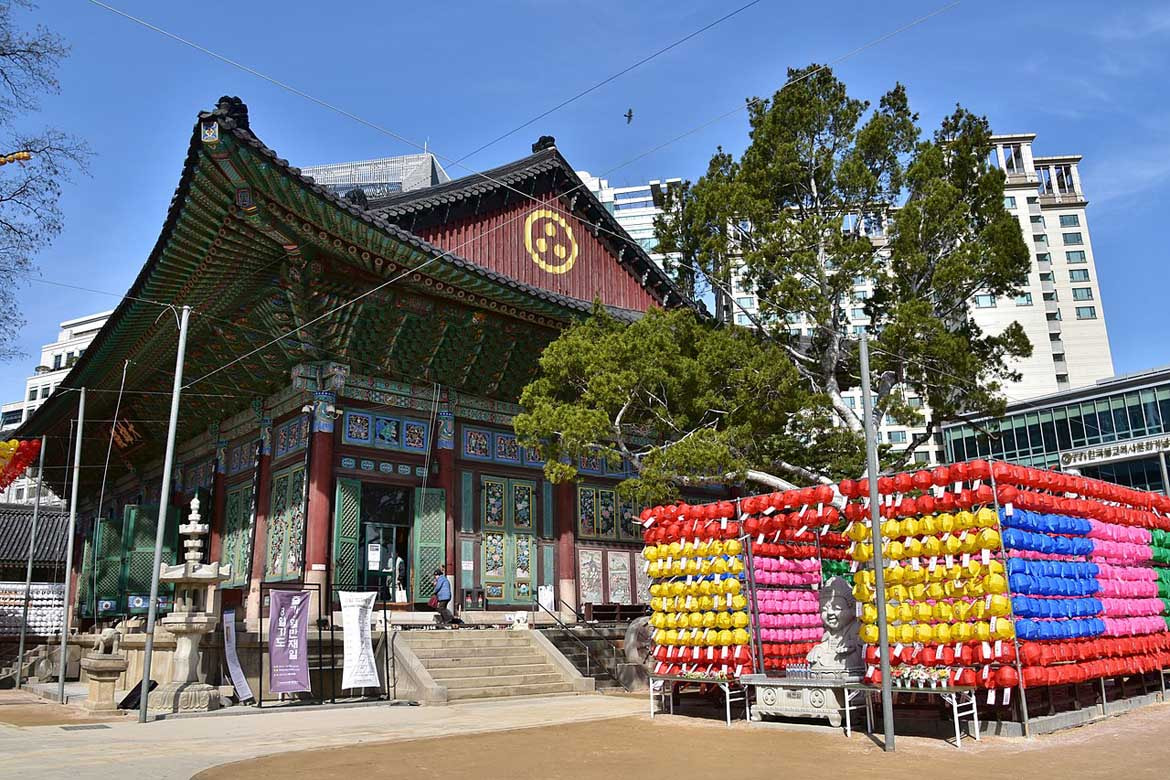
[222,609,254,702]
[340,591,380,690]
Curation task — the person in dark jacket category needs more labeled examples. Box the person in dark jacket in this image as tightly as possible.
[433,567,454,626]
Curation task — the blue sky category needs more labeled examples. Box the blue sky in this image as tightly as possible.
[4,0,1169,403]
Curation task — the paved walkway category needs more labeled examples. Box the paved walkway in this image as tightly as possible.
[0,692,644,779]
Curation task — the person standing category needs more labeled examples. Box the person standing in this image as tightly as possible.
[432,567,454,627]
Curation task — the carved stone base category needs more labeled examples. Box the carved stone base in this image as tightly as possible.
[79,654,129,713]
[147,681,222,714]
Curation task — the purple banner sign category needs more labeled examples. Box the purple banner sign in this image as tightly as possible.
[268,589,311,694]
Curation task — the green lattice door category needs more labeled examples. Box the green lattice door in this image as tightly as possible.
[219,482,255,588]
[93,512,123,615]
[265,465,307,582]
[121,504,179,614]
[332,477,362,590]
[412,487,447,601]
[480,477,535,604]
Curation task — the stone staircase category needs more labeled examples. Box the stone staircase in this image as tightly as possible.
[541,628,625,691]
[399,629,589,702]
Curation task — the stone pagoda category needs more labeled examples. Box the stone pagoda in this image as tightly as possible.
[147,496,231,713]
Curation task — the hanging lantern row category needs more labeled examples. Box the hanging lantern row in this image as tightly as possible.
[0,439,41,491]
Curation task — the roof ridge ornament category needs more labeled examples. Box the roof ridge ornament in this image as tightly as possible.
[215,95,250,130]
[531,135,556,153]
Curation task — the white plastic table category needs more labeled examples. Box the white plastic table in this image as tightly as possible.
[849,684,980,748]
[649,675,747,727]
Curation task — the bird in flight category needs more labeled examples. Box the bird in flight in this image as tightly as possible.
[624,109,634,125]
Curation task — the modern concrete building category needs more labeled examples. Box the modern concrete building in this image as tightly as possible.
[978,134,1113,398]
[576,171,681,267]
[300,152,450,201]
[0,310,112,504]
[943,365,1170,495]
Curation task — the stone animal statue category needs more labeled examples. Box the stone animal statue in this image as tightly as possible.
[91,627,121,655]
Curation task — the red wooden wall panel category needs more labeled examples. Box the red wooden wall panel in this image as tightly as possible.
[416,193,659,312]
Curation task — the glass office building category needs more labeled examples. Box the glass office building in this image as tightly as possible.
[942,366,1170,493]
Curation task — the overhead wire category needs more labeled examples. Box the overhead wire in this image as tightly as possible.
[157,4,956,391]
[31,1,961,493]
[451,0,765,164]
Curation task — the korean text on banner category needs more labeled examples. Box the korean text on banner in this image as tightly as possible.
[340,591,380,690]
[268,590,311,694]
[222,609,254,701]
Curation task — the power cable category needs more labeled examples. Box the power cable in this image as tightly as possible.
[89,0,957,325]
[451,0,765,164]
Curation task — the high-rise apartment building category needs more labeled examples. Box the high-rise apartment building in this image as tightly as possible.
[727,133,1111,465]
[576,171,682,266]
[0,310,111,505]
[980,134,1112,398]
[300,152,450,201]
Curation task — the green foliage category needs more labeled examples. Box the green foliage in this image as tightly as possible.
[658,64,1032,464]
[514,306,840,506]
[521,64,1034,495]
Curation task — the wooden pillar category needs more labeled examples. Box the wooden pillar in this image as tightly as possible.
[554,480,577,619]
[436,408,457,573]
[304,390,336,619]
[244,418,273,629]
[208,436,228,564]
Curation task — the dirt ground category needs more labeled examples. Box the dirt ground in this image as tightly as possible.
[0,690,127,727]
[198,702,1170,780]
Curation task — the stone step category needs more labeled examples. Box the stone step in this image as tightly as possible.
[420,653,547,669]
[403,634,533,650]
[447,681,576,701]
[441,672,567,690]
[429,663,556,680]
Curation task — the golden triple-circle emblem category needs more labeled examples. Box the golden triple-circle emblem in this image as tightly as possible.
[524,209,578,274]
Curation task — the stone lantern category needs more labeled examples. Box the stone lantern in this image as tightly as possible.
[147,496,231,714]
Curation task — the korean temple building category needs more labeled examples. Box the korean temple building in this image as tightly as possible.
[18,96,699,626]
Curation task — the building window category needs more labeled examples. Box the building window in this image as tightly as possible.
[907,396,923,409]
[1036,253,1050,263]
[1004,196,1016,209]
[27,388,36,402]
[1062,232,1084,245]
[844,396,856,409]
[735,313,751,326]
[1053,353,1066,363]
[14,488,24,502]
[1043,292,1058,302]
[1060,214,1080,228]
[65,352,76,367]
[1070,269,1091,282]
[1054,164,1074,194]
[1015,293,1033,306]
[1039,272,1054,282]
[1066,250,1087,263]
[1030,215,1045,227]
[888,430,907,444]
[0,410,21,427]
[974,294,996,308]
[1072,288,1094,301]
[52,354,62,370]
[1001,143,1024,173]
[735,296,755,308]
[1033,234,1048,245]
[1037,166,1052,195]
[1047,311,1062,321]
[39,386,49,400]
[851,308,866,319]
[1076,306,1097,320]
[913,452,930,465]
[852,325,866,335]
[853,290,870,300]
